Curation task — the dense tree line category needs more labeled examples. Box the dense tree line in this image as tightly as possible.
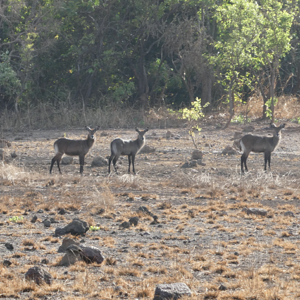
[0,0,299,122]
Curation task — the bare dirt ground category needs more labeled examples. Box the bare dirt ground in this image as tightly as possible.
[1,120,300,299]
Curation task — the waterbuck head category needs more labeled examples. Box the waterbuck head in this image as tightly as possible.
[270,123,285,136]
[135,127,149,141]
[86,126,100,139]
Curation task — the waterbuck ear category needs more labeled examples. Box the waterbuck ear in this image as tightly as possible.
[94,126,100,131]
[270,123,276,128]
[135,127,140,133]
[86,126,92,131]
[144,127,149,132]
[281,123,286,128]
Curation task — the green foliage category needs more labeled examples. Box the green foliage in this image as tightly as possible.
[231,114,250,124]
[9,216,24,223]
[181,97,208,149]
[265,98,279,120]
[0,52,21,99]
[89,226,101,231]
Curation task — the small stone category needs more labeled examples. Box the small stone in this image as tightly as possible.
[58,208,67,215]
[283,211,295,217]
[243,125,255,132]
[5,243,14,251]
[61,156,73,165]
[31,215,38,223]
[11,151,17,158]
[25,266,52,285]
[219,284,227,291]
[91,156,108,167]
[41,258,49,264]
[154,282,191,300]
[191,150,203,160]
[37,209,44,213]
[119,221,130,229]
[242,207,268,217]
[3,260,12,267]
[129,217,139,226]
[166,131,172,139]
[43,219,51,227]
[139,145,156,154]
[222,146,237,155]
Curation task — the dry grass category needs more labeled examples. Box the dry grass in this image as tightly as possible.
[0,109,300,299]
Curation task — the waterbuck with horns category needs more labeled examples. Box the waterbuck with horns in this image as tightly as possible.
[239,123,285,173]
[108,127,149,174]
[50,126,99,174]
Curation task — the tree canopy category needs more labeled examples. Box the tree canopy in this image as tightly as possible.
[0,0,298,122]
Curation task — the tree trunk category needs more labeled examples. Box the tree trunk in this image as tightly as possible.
[201,68,212,111]
[223,82,234,129]
[257,75,269,119]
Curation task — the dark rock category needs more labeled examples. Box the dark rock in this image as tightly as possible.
[181,160,197,168]
[243,125,255,132]
[11,151,17,158]
[55,218,89,236]
[242,207,268,217]
[58,208,67,215]
[59,244,104,266]
[137,206,153,216]
[37,209,44,213]
[5,243,13,251]
[41,258,49,264]
[81,245,105,264]
[50,218,58,223]
[3,260,12,267]
[119,221,130,229]
[154,282,191,299]
[58,237,80,253]
[0,139,11,148]
[222,145,237,155]
[191,150,203,160]
[43,219,51,227]
[61,156,73,165]
[91,156,108,167]
[166,130,172,139]
[129,217,139,226]
[139,145,156,154]
[219,284,227,291]
[283,211,295,217]
[25,266,52,285]
[31,215,38,223]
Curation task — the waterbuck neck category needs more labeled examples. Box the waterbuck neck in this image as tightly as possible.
[87,135,95,148]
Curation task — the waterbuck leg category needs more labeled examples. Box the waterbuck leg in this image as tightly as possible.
[265,152,271,170]
[50,158,56,174]
[108,155,114,173]
[57,159,62,174]
[50,154,62,174]
[128,155,132,173]
[132,154,136,174]
[79,155,84,174]
[113,155,119,172]
[241,153,248,173]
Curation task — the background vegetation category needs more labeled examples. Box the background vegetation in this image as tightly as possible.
[0,0,299,128]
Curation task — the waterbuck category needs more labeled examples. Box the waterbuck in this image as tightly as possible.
[239,123,285,173]
[50,126,99,174]
[108,127,149,174]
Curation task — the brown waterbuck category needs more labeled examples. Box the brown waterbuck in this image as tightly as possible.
[50,126,99,174]
[108,127,149,174]
[239,123,285,173]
